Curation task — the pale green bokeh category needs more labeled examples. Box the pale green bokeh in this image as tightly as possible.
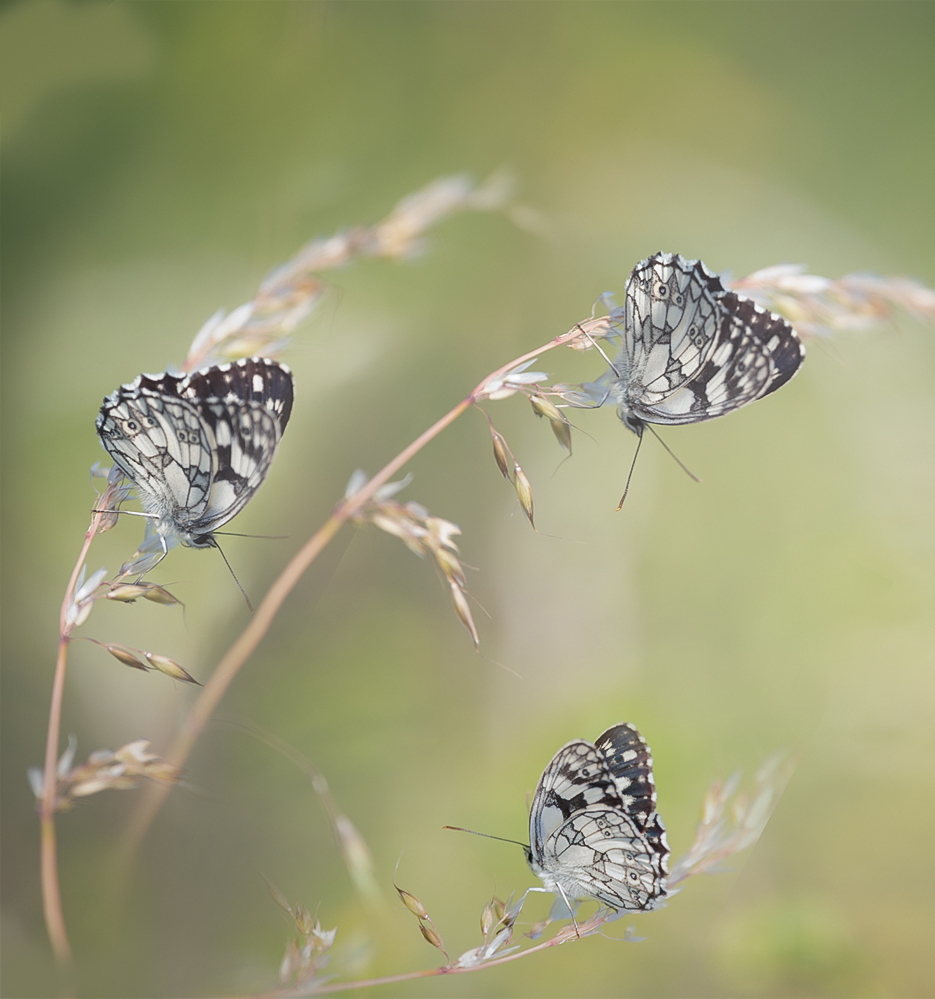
[2,3,933,997]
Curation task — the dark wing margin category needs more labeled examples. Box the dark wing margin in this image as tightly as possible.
[183,357,294,430]
[182,357,295,535]
[629,292,805,425]
[594,722,657,828]
[594,722,670,874]
[728,294,806,399]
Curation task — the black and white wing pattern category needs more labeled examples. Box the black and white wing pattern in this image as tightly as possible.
[527,723,669,912]
[96,357,293,549]
[611,252,805,433]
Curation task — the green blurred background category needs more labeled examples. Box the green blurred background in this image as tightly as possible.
[2,2,934,996]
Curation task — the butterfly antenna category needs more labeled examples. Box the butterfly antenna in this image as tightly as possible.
[616,426,644,510]
[210,537,254,614]
[574,384,612,411]
[443,826,529,850]
[645,425,701,483]
[211,531,288,540]
[90,508,158,519]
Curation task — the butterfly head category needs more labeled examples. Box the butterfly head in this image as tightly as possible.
[617,407,645,437]
[186,533,218,550]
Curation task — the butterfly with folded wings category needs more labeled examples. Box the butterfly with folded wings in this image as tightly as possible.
[95,356,294,558]
[526,722,670,912]
[609,252,805,435]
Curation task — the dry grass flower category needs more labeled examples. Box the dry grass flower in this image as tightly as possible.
[262,875,338,991]
[391,874,449,962]
[348,472,479,646]
[668,751,796,888]
[30,739,179,813]
[731,264,935,338]
[183,172,513,372]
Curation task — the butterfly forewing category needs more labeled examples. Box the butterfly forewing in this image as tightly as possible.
[614,252,805,430]
[96,356,293,548]
[529,740,622,859]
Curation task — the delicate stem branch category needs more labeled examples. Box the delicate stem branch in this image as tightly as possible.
[41,512,107,967]
[121,326,583,860]
[259,917,591,997]
[310,936,571,994]
[40,638,74,968]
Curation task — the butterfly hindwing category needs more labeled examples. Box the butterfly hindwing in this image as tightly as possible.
[594,722,658,828]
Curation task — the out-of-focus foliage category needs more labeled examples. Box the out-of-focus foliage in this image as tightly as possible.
[2,3,933,997]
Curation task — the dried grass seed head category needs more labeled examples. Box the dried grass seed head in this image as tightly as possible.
[478,359,549,402]
[142,584,182,606]
[449,581,480,647]
[142,653,200,685]
[395,885,430,920]
[105,645,150,671]
[513,464,535,527]
[419,922,447,954]
[106,584,151,602]
[37,739,180,811]
[491,431,512,480]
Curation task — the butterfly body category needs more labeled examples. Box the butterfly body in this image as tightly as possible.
[527,722,669,912]
[96,357,294,549]
[611,253,805,434]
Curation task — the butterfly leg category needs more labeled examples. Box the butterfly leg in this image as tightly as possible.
[555,883,580,937]
[132,532,169,582]
[616,423,644,510]
[523,886,580,937]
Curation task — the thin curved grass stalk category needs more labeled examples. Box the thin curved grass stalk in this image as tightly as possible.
[39,471,129,968]
[38,173,513,964]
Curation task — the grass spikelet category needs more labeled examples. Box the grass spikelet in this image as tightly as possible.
[513,463,535,527]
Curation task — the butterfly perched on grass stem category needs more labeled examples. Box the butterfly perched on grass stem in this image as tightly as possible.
[601,252,805,505]
[610,252,805,433]
[95,357,294,561]
[525,722,670,913]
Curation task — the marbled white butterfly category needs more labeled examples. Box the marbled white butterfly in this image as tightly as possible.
[611,252,805,435]
[526,722,669,912]
[96,357,294,555]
